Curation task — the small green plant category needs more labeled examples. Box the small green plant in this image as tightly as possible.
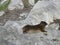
[35,0,38,3]
[22,0,29,8]
[22,0,39,8]
[0,0,11,11]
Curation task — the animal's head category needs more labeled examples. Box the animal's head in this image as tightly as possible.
[39,21,47,27]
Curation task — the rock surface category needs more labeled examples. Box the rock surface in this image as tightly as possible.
[8,0,24,10]
[25,1,60,25]
[0,0,60,45]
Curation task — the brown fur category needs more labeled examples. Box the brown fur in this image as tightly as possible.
[22,21,47,34]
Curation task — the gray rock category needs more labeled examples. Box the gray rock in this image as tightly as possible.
[25,1,60,25]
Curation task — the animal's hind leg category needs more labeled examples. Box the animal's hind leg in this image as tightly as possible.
[23,28,29,34]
